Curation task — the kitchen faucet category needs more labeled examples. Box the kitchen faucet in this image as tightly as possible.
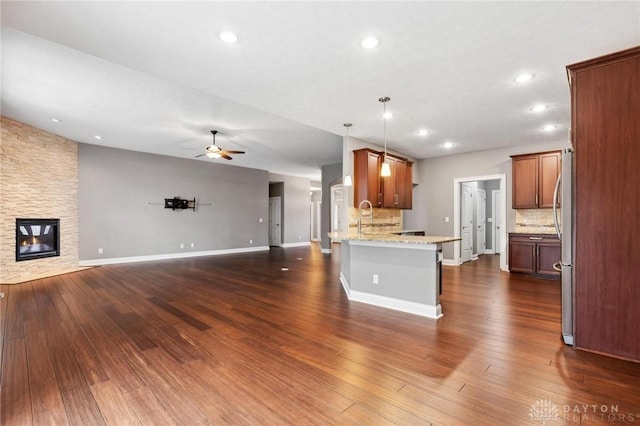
[357,199,373,236]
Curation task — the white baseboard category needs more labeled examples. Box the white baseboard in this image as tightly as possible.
[321,248,332,254]
[280,241,312,248]
[339,272,350,297]
[348,290,443,319]
[442,259,460,266]
[79,246,270,266]
[339,274,441,319]
[484,249,496,255]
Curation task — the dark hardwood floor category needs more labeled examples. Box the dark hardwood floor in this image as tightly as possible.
[2,244,639,425]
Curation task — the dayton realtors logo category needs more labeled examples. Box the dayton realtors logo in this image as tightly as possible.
[529,399,639,424]
[529,399,560,425]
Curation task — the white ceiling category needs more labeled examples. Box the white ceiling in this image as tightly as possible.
[2,2,639,180]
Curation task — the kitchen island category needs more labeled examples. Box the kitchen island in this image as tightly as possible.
[330,232,460,319]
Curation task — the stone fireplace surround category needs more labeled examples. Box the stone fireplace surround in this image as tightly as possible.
[1,117,81,284]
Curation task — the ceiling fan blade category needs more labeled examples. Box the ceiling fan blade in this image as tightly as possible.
[223,150,245,154]
[220,153,233,160]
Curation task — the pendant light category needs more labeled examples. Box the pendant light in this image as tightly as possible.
[379,96,391,177]
[343,123,353,187]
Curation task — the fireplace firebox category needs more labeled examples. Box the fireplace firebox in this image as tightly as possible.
[16,218,60,262]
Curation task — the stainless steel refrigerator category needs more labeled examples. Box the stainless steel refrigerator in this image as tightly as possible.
[553,147,574,345]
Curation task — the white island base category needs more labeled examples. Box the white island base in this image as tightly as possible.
[339,238,447,319]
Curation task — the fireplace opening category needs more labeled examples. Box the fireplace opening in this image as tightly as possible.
[16,218,60,262]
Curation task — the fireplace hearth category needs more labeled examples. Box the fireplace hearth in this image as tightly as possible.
[16,218,60,262]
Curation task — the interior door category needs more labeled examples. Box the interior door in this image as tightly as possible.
[461,183,473,262]
[492,189,501,254]
[269,196,281,246]
[476,188,486,255]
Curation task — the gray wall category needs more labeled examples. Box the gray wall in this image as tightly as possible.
[410,140,568,259]
[79,144,269,260]
[268,173,312,245]
[321,162,343,251]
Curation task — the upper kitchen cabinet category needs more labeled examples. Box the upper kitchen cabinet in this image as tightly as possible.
[353,148,382,207]
[353,148,413,209]
[381,155,413,209]
[511,150,561,209]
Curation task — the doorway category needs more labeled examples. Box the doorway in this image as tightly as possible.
[461,183,474,262]
[330,184,345,234]
[453,174,507,271]
[268,196,282,246]
[476,188,486,256]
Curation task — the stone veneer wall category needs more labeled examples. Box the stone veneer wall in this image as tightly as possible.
[1,117,79,283]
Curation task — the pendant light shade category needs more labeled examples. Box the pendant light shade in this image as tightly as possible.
[343,123,353,186]
[380,162,391,177]
[379,96,391,177]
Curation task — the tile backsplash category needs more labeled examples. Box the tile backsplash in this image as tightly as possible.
[514,209,560,234]
[348,207,402,234]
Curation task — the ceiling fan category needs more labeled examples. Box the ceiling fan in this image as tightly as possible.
[195,130,245,160]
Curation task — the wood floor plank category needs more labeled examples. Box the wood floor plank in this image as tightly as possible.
[1,338,33,425]
[90,380,142,425]
[2,247,640,425]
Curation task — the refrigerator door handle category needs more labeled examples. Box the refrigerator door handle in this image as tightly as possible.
[552,172,562,239]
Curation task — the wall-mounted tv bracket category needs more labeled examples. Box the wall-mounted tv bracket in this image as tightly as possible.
[147,197,211,211]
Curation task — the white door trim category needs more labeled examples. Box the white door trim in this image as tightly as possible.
[491,189,501,255]
[476,188,486,256]
[453,174,507,271]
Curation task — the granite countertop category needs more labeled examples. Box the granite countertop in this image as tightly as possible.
[328,232,460,245]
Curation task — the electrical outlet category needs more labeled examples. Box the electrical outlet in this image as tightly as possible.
[98,248,103,254]
[180,243,184,249]
[298,235,301,240]
[190,242,195,248]
[249,239,253,244]
[445,216,450,223]
[259,218,263,222]
[0,292,5,299]
[373,274,379,284]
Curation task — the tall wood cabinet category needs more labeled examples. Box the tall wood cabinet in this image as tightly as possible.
[511,150,561,209]
[568,46,640,362]
[353,148,413,209]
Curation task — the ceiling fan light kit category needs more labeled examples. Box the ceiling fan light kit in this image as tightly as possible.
[195,130,245,161]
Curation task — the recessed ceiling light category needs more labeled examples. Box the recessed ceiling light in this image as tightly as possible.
[382,111,393,119]
[94,135,103,140]
[50,118,61,123]
[417,129,429,136]
[360,36,379,49]
[443,141,453,149]
[530,104,547,113]
[219,31,238,43]
[542,124,558,132]
[515,72,535,84]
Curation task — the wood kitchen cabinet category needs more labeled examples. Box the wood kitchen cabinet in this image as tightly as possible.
[568,47,640,361]
[353,148,413,209]
[511,151,561,209]
[353,148,382,206]
[381,155,413,209]
[508,233,560,280]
